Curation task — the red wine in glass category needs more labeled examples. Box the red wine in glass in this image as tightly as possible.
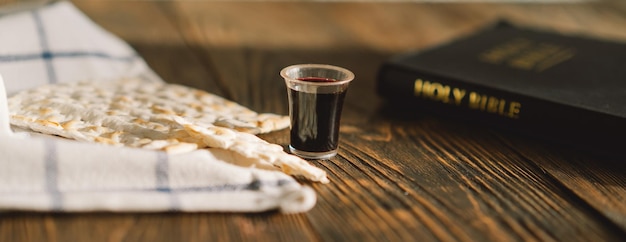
[289,77,347,153]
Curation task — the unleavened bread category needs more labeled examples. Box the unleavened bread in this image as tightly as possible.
[8,78,329,183]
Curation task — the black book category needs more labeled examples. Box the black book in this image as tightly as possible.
[377,21,626,157]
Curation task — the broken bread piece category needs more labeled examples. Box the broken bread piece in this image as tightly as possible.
[174,117,329,183]
[8,78,328,183]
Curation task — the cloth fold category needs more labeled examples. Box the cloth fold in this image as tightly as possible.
[0,1,160,94]
[0,1,317,213]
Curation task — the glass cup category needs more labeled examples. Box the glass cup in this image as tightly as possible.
[280,64,355,159]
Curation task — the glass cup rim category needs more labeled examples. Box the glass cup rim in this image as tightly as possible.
[280,64,355,86]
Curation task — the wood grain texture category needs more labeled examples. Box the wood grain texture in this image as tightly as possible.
[1,0,626,241]
[310,115,625,241]
[498,134,626,231]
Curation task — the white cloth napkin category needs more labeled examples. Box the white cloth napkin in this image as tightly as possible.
[0,1,316,213]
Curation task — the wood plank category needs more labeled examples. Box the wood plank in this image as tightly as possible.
[72,1,223,93]
[304,114,626,241]
[0,212,319,242]
[160,2,369,112]
[498,134,626,231]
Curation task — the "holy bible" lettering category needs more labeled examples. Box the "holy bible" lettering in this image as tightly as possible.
[413,79,521,119]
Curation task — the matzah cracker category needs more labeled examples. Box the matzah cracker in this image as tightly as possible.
[8,78,329,183]
[174,117,329,183]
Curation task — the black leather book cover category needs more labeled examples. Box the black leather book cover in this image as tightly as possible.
[377,21,626,157]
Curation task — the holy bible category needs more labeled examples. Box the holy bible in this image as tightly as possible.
[377,21,626,157]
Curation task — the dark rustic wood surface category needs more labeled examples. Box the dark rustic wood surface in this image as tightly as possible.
[1,0,626,241]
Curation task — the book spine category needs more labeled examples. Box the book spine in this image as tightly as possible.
[377,62,526,122]
[376,62,626,157]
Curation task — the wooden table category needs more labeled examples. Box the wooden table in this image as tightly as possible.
[2,0,626,241]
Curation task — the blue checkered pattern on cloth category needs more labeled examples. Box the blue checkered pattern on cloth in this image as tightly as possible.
[0,1,316,213]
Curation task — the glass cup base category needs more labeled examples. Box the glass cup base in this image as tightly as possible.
[289,145,337,160]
